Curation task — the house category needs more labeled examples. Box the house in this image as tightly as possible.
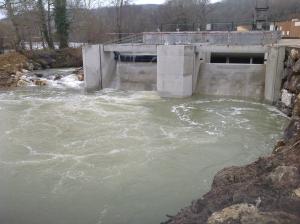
[274,19,300,38]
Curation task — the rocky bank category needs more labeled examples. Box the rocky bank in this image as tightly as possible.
[0,48,83,88]
[163,48,300,224]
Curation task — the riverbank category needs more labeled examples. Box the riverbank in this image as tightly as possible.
[163,120,300,223]
[0,48,83,88]
[163,49,300,224]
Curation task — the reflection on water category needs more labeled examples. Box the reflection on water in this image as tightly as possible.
[0,86,288,224]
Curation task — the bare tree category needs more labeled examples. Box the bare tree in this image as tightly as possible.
[37,0,54,48]
[109,0,131,40]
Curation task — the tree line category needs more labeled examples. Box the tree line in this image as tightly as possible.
[0,0,300,51]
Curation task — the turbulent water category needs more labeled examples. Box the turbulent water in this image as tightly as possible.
[0,71,288,224]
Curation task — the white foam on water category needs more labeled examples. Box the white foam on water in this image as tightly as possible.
[108,149,125,155]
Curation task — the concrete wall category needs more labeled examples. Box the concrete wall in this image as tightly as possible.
[265,46,286,103]
[100,45,117,89]
[157,45,195,98]
[82,42,284,101]
[143,31,281,45]
[83,44,117,91]
[116,62,157,91]
[196,63,266,99]
[83,45,101,92]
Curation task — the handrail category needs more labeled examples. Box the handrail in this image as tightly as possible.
[103,33,143,45]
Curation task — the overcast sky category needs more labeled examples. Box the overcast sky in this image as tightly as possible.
[135,0,220,4]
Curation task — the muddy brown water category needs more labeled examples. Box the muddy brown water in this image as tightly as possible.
[0,74,288,224]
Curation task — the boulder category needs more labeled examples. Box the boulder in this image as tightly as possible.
[77,73,84,81]
[267,166,298,188]
[74,68,84,81]
[54,74,62,81]
[290,49,300,61]
[293,59,300,73]
[293,188,300,198]
[287,75,300,93]
[284,119,300,141]
[241,211,300,224]
[17,79,30,87]
[207,204,258,224]
[25,62,34,71]
[34,79,47,86]
[207,203,300,224]
[281,89,293,107]
[34,73,44,78]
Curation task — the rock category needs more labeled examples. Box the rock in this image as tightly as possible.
[15,71,23,79]
[207,204,300,224]
[74,68,84,81]
[293,94,300,117]
[17,79,30,87]
[207,203,258,224]
[273,140,287,154]
[286,56,295,69]
[32,61,42,70]
[77,73,84,81]
[212,166,253,188]
[241,211,300,224]
[267,166,298,188]
[293,188,300,198]
[281,89,293,107]
[54,74,62,80]
[283,68,293,81]
[293,59,300,73]
[275,140,285,148]
[290,49,300,61]
[25,62,34,71]
[284,119,300,141]
[34,73,43,78]
[34,79,47,86]
[287,75,300,93]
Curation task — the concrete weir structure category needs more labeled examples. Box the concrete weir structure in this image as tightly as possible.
[83,31,285,102]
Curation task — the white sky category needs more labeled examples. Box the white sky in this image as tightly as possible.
[134,0,221,4]
[134,0,166,4]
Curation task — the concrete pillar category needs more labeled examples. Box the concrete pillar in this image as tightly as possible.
[99,45,117,88]
[157,45,195,98]
[82,45,101,92]
[265,46,286,103]
[83,44,117,92]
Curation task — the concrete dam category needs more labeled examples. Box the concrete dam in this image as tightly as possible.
[83,31,284,102]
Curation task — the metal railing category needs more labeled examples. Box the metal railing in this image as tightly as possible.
[103,33,143,45]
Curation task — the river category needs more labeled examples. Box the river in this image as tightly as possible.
[0,69,288,224]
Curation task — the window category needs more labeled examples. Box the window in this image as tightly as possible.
[114,53,157,63]
[210,53,265,64]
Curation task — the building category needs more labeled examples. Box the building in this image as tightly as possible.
[275,19,300,38]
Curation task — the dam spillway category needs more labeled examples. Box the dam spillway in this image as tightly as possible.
[0,85,288,224]
[83,31,284,103]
